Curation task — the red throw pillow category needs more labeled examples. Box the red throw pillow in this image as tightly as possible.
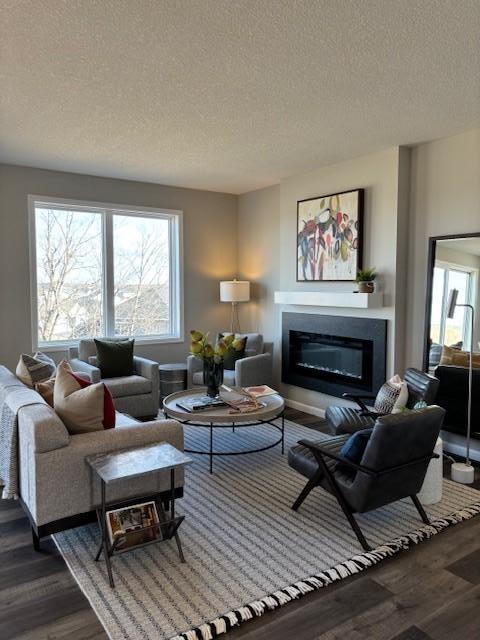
[69,372,116,429]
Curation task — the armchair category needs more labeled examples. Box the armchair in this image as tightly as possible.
[68,339,159,417]
[288,406,445,551]
[187,333,273,389]
[325,367,439,435]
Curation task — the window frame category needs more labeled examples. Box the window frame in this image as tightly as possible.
[433,259,477,349]
[28,195,184,351]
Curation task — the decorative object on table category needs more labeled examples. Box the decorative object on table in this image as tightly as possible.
[86,442,192,588]
[219,279,250,333]
[189,330,245,398]
[356,267,377,293]
[242,384,278,398]
[176,395,227,412]
[446,288,475,484]
[159,363,187,405]
[297,188,364,281]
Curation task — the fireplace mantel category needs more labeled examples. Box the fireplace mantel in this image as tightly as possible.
[274,290,384,309]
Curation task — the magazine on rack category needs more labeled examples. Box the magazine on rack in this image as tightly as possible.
[106,501,160,550]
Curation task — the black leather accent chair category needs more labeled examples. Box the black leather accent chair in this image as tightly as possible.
[288,407,445,551]
[325,367,440,435]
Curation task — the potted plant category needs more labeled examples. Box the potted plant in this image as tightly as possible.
[190,330,244,397]
[356,267,377,293]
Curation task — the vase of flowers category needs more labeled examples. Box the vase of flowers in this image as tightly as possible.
[356,267,377,293]
[190,330,244,398]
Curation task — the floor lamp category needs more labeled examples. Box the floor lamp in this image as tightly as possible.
[220,279,250,334]
[446,288,475,484]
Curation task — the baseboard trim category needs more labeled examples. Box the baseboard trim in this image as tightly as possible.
[284,398,326,419]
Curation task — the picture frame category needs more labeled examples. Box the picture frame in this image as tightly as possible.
[297,188,364,282]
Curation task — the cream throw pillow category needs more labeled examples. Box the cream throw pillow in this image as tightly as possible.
[54,361,105,434]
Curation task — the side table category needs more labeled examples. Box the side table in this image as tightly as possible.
[86,442,192,588]
[418,437,443,505]
[159,363,187,405]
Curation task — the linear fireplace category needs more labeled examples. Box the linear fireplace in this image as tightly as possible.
[282,313,387,398]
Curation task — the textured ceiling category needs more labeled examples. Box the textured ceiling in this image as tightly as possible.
[1,0,479,194]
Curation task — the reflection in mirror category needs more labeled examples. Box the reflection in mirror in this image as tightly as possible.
[427,236,480,372]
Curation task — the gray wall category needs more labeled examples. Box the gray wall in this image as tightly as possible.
[0,164,238,369]
[405,128,480,368]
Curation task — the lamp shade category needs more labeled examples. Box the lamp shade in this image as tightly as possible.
[220,280,250,303]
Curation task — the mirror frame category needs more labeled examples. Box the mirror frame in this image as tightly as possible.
[423,231,480,371]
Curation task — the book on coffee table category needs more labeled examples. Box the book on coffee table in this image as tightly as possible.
[242,385,278,398]
[176,396,227,412]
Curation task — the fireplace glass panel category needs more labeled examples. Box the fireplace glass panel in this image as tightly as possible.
[289,330,373,389]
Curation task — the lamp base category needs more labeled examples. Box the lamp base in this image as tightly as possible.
[451,462,475,484]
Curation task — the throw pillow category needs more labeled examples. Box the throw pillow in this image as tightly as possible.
[440,344,480,368]
[69,371,115,429]
[54,361,114,434]
[35,378,56,407]
[374,374,408,414]
[94,338,135,378]
[16,352,56,387]
[340,428,373,463]
[219,334,247,370]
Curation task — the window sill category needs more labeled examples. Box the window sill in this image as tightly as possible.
[35,335,185,352]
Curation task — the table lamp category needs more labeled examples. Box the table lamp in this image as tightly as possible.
[446,288,475,484]
[220,279,250,334]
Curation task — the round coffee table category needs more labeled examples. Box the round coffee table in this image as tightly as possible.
[163,388,285,473]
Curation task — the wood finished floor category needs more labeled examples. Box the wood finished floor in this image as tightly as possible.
[1,407,480,640]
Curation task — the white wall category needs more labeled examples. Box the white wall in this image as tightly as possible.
[0,164,238,370]
[406,128,480,368]
[239,146,410,412]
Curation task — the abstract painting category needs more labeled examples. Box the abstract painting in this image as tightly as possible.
[297,189,363,281]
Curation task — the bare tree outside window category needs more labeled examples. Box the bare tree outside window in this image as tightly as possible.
[36,208,103,343]
[113,215,170,336]
[33,201,180,346]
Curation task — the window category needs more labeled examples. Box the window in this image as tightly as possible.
[430,262,476,350]
[29,197,183,348]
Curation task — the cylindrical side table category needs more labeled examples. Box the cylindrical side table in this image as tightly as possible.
[159,363,187,406]
[418,437,443,505]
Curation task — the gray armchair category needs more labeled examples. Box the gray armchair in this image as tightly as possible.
[187,333,273,389]
[288,406,445,551]
[68,339,159,417]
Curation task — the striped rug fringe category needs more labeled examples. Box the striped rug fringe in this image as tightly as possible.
[170,500,480,640]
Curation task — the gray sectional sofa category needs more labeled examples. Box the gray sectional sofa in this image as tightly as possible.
[0,366,184,549]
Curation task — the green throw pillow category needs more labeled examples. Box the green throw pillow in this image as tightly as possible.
[219,334,247,370]
[94,338,135,378]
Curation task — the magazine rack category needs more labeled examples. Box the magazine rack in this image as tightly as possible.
[86,442,192,588]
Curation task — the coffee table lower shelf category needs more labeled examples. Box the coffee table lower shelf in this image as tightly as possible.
[182,413,285,474]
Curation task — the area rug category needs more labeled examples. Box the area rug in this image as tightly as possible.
[54,418,480,640]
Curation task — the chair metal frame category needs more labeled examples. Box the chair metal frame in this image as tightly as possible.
[292,439,437,551]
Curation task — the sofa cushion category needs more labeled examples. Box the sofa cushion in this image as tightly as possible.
[94,338,135,378]
[16,352,56,387]
[340,428,373,463]
[374,375,408,414]
[78,339,98,362]
[440,344,480,368]
[103,375,152,398]
[70,372,115,429]
[54,361,109,434]
[192,369,236,386]
[35,378,55,407]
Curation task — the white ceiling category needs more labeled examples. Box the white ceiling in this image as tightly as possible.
[1,0,479,194]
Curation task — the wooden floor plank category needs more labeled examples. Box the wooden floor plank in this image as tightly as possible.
[418,584,480,640]
[444,547,480,585]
